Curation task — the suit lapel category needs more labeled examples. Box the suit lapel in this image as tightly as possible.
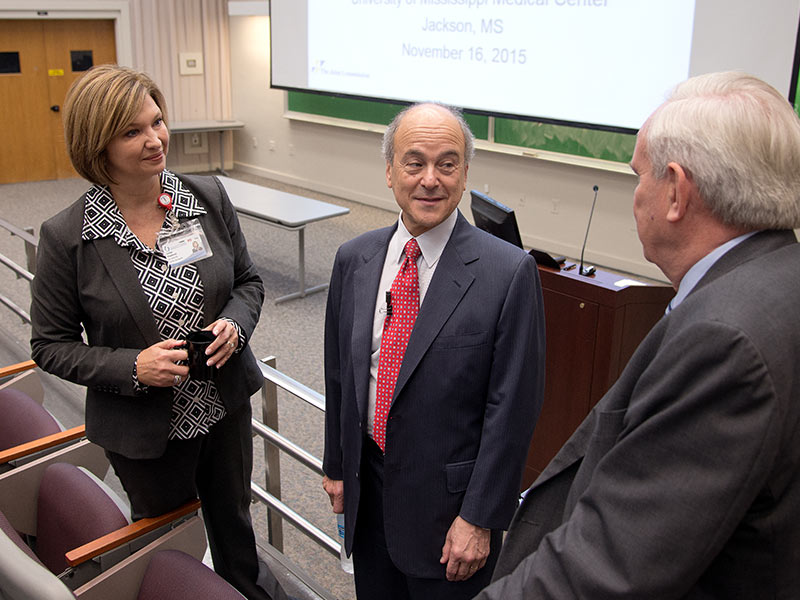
[92,237,161,344]
[691,229,797,297]
[393,214,476,401]
[351,228,394,421]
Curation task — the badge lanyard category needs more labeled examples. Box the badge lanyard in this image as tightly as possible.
[155,193,214,268]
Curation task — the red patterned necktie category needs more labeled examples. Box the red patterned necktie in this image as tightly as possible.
[373,238,421,452]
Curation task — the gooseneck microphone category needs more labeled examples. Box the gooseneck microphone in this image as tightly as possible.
[579,185,599,277]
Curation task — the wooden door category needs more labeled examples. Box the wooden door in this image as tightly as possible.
[0,21,53,183]
[0,19,116,184]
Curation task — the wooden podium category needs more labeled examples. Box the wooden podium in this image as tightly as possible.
[521,263,674,489]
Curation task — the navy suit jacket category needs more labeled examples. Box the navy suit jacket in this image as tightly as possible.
[30,174,264,459]
[477,230,800,599]
[323,210,546,578]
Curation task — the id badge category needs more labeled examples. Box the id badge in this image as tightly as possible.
[156,218,213,268]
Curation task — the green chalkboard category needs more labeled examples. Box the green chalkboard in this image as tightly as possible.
[494,119,636,163]
[288,91,489,140]
[795,74,800,114]
[287,90,632,163]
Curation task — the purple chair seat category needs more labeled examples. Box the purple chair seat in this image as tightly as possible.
[0,389,61,451]
[137,549,246,599]
[35,462,129,574]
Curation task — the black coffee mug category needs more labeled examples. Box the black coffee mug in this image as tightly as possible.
[186,330,216,381]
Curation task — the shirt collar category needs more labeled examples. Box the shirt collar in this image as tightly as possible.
[81,169,206,246]
[389,208,458,268]
[669,230,759,311]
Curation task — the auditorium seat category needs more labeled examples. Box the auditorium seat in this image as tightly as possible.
[0,387,61,451]
[1,523,233,600]
[136,549,245,599]
[0,526,75,600]
[0,438,203,590]
[35,462,131,575]
[0,361,85,473]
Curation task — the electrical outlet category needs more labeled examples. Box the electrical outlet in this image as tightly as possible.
[269,140,276,152]
[518,196,526,207]
[252,137,258,148]
[484,184,490,194]
[551,198,561,215]
[184,132,208,155]
[288,144,296,156]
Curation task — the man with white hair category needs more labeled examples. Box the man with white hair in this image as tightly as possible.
[475,71,800,599]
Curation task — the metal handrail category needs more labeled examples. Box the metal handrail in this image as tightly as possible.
[250,482,339,557]
[253,356,340,562]
[251,419,323,474]
[258,360,326,412]
[0,218,37,325]
[0,218,37,247]
[0,252,34,282]
[0,292,30,324]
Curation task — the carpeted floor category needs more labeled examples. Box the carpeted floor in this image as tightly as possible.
[0,170,397,600]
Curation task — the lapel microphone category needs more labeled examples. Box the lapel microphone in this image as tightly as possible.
[385,291,392,316]
[579,185,599,277]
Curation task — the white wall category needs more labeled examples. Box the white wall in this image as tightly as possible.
[228,15,666,282]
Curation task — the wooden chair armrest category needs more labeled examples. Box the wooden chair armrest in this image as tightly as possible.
[65,498,202,567]
[0,426,86,464]
[0,360,37,379]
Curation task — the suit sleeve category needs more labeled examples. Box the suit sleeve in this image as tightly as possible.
[322,247,345,480]
[476,320,783,598]
[30,218,140,395]
[460,253,546,530]
[211,176,264,340]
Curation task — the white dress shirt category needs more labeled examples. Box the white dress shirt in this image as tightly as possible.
[667,231,758,313]
[365,209,458,437]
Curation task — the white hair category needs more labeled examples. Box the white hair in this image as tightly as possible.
[642,71,800,229]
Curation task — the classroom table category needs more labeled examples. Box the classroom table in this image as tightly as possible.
[217,176,350,303]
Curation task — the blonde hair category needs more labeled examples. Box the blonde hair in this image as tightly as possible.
[63,65,168,186]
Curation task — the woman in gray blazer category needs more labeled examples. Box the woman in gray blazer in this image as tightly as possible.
[30,65,286,600]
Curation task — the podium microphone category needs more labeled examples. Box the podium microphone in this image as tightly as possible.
[579,185,599,277]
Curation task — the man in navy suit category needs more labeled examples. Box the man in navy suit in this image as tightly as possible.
[322,103,545,599]
[476,72,800,599]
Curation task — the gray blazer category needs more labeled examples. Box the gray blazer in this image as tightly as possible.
[323,211,546,578]
[30,174,264,460]
[477,230,800,599]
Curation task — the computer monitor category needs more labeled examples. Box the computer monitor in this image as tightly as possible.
[469,189,564,270]
[469,190,523,248]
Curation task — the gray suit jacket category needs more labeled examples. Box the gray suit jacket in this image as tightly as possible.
[477,230,800,599]
[323,211,546,578]
[30,174,264,459]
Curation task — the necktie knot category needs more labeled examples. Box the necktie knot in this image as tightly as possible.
[404,238,420,264]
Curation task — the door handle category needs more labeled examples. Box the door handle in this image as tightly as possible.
[50,105,60,112]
